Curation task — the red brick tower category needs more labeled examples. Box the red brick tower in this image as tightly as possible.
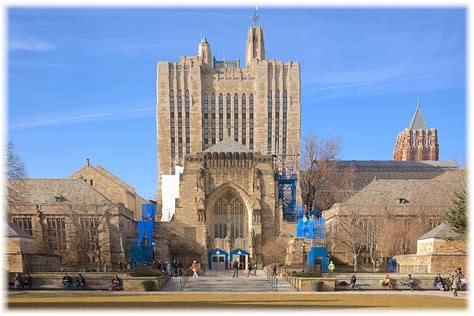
[393,98,439,161]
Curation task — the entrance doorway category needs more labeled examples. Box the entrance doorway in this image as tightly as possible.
[230,248,250,270]
[211,254,226,271]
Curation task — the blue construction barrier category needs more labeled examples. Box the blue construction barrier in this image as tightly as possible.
[308,246,329,272]
[130,245,154,263]
[130,203,156,264]
[278,172,297,220]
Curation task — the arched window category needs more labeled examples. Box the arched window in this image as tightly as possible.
[275,90,280,154]
[185,90,190,154]
[202,93,209,150]
[267,90,272,154]
[177,90,183,159]
[234,93,239,142]
[169,89,175,159]
[282,90,287,156]
[249,94,254,150]
[218,94,224,141]
[213,192,244,239]
[241,94,246,146]
[211,93,216,145]
[226,94,231,136]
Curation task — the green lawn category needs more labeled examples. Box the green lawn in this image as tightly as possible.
[7,293,467,309]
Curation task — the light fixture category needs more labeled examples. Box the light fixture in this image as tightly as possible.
[216,250,221,255]
[237,250,242,255]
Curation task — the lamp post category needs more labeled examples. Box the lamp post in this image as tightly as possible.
[302,241,306,272]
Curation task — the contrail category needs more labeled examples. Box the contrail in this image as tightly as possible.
[9,106,155,130]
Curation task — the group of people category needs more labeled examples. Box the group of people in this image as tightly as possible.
[11,273,32,290]
[62,273,86,290]
[158,260,184,277]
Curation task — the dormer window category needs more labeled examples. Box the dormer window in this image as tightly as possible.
[397,198,409,205]
[54,195,65,203]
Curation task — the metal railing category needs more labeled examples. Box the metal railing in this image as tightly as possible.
[265,266,278,291]
[178,268,191,291]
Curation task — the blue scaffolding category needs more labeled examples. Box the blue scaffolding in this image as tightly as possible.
[294,207,328,272]
[278,172,298,221]
[130,204,156,264]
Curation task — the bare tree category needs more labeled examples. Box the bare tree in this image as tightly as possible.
[261,238,287,266]
[5,142,27,208]
[331,209,365,272]
[66,197,119,271]
[300,133,354,212]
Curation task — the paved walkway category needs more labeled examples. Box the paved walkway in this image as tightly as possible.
[161,269,297,292]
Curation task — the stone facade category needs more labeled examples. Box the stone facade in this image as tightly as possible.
[6,175,137,271]
[155,136,290,267]
[156,22,301,190]
[395,223,467,274]
[393,100,439,161]
[70,160,148,221]
[323,173,465,268]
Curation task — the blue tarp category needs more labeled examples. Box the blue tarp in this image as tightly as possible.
[296,217,325,239]
[137,221,154,246]
[141,204,156,221]
[307,246,329,272]
[130,245,154,263]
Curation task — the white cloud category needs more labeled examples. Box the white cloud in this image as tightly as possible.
[9,39,56,51]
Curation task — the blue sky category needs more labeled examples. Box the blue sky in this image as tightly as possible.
[7,7,466,199]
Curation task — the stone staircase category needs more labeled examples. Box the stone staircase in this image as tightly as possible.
[161,270,297,292]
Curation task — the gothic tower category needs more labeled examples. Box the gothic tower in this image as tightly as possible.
[393,98,439,161]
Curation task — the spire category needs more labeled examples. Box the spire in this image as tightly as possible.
[245,7,265,67]
[408,97,428,130]
[251,6,259,26]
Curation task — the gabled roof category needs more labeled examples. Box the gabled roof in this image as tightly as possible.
[408,98,428,130]
[5,221,34,239]
[9,179,110,205]
[418,222,460,240]
[204,135,253,153]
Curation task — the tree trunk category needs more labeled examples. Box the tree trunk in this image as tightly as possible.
[353,254,358,272]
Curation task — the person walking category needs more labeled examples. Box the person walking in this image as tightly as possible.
[247,262,254,277]
[451,268,462,297]
[253,263,258,276]
[232,260,239,279]
[350,275,357,291]
[166,261,172,276]
[191,260,199,279]
[271,264,277,276]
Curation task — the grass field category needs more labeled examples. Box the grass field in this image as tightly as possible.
[7,292,468,309]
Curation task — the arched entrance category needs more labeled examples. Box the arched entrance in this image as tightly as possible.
[208,248,228,271]
[230,248,249,270]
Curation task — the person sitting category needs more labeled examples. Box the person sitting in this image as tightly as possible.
[108,275,121,291]
[12,273,22,290]
[22,273,32,290]
[401,274,414,291]
[350,275,357,291]
[384,274,394,291]
[75,273,85,290]
[62,273,72,290]
[434,273,445,291]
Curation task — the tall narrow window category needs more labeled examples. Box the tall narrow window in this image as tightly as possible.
[169,89,175,159]
[185,90,190,154]
[275,90,280,154]
[249,94,254,150]
[241,94,246,146]
[46,217,66,251]
[211,94,216,145]
[267,90,272,154]
[282,90,287,156]
[177,90,183,159]
[226,94,231,136]
[234,93,239,142]
[202,93,209,150]
[218,94,224,141]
